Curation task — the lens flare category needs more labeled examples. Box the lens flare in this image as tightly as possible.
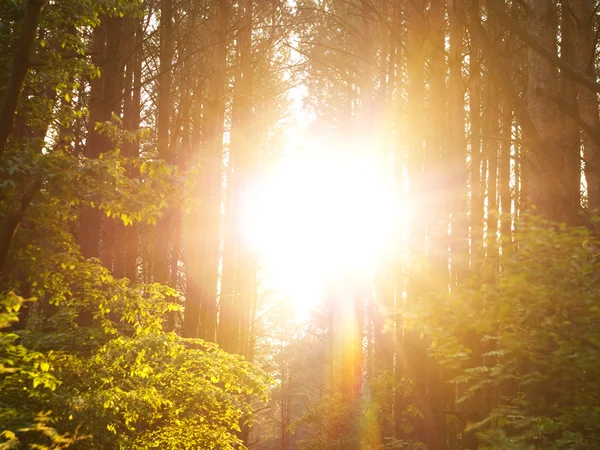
[242,143,399,316]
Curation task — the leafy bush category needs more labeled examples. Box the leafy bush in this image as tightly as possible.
[415,216,600,449]
[1,273,270,449]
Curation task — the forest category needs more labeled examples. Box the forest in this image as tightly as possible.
[1,0,600,448]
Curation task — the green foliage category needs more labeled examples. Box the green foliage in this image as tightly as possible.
[0,266,270,449]
[0,1,269,446]
[0,294,83,449]
[414,216,600,449]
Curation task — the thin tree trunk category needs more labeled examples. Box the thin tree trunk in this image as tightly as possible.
[486,88,499,280]
[155,0,174,332]
[124,18,143,282]
[469,0,483,273]
[573,0,600,214]
[403,0,429,445]
[185,0,228,340]
[219,0,253,352]
[425,1,450,448]
[393,0,407,440]
[118,17,143,281]
[560,1,582,224]
[500,100,512,260]
[449,0,467,286]
[154,0,173,286]
[523,0,564,221]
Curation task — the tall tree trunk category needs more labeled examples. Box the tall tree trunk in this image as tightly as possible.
[0,0,45,271]
[560,1,582,224]
[154,0,174,331]
[182,4,204,340]
[485,87,499,280]
[219,0,253,354]
[0,0,44,157]
[498,8,513,261]
[449,0,467,286]
[112,17,137,280]
[122,17,143,282]
[98,17,125,271]
[403,0,429,445]
[78,21,106,259]
[523,0,564,221]
[500,100,512,260]
[572,0,600,214]
[393,0,407,440]
[425,1,450,448]
[78,17,124,261]
[184,0,228,340]
[469,0,483,273]
[374,260,394,441]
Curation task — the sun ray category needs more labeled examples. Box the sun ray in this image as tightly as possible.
[242,139,400,316]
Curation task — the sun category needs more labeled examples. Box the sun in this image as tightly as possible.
[241,139,399,317]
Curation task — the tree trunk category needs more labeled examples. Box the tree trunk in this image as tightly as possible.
[184,0,228,340]
[154,0,174,332]
[0,0,44,157]
[572,0,600,214]
[449,0,468,286]
[78,16,124,260]
[523,0,564,221]
[121,17,143,282]
[219,0,253,354]
[500,100,513,252]
[469,0,483,274]
[403,0,429,445]
[560,1,582,224]
[0,179,41,272]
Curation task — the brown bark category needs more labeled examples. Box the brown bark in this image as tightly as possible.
[0,179,41,273]
[485,88,499,280]
[498,10,514,260]
[184,0,229,340]
[118,17,143,281]
[374,260,394,439]
[393,0,407,441]
[449,3,471,445]
[572,0,600,214]
[560,1,582,224]
[98,16,126,271]
[426,0,449,285]
[449,0,468,286]
[154,0,173,288]
[0,1,48,272]
[0,0,44,157]
[426,1,450,449]
[78,17,124,260]
[469,0,483,274]
[500,100,512,260]
[78,22,105,259]
[218,0,253,354]
[402,0,430,445]
[523,0,564,221]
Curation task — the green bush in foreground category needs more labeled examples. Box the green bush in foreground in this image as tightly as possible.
[1,277,270,449]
